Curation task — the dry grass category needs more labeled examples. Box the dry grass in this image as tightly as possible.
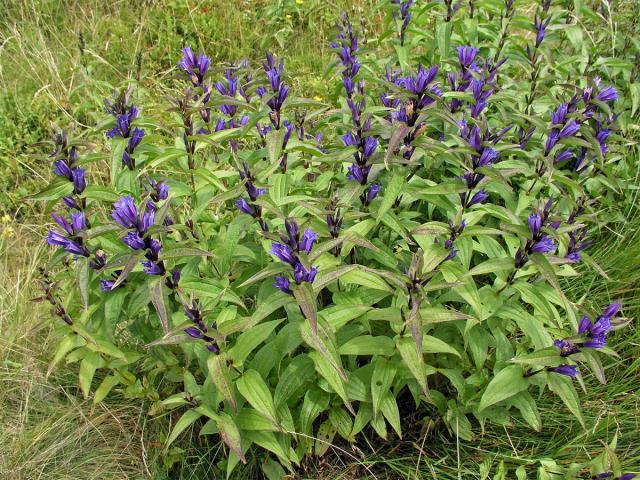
[0,222,151,480]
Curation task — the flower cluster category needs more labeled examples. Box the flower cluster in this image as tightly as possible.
[111,195,166,277]
[51,130,86,202]
[555,302,621,354]
[333,14,381,205]
[514,201,557,268]
[325,195,343,257]
[46,211,89,257]
[389,65,442,162]
[105,89,144,170]
[563,202,592,263]
[391,0,414,45]
[448,46,505,117]
[259,52,289,129]
[271,220,318,294]
[183,300,219,353]
[214,61,252,149]
[178,46,211,88]
[457,120,510,208]
[235,163,268,231]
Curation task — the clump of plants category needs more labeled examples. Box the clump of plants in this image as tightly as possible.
[35,1,635,477]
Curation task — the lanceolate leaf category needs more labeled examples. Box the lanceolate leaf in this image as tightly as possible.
[547,372,586,429]
[149,278,170,334]
[293,282,317,333]
[165,409,202,450]
[237,370,280,429]
[478,365,529,411]
[207,353,237,411]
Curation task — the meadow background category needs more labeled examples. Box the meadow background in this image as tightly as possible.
[0,0,638,478]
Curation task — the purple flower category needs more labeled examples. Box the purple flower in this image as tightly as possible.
[545,130,559,154]
[128,127,145,151]
[457,46,478,68]
[469,189,488,206]
[342,131,358,146]
[548,365,579,378]
[551,104,568,125]
[71,168,86,194]
[528,213,542,237]
[584,334,607,349]
[143,260,165,275]
[534,15,550,48]
[271,243,297,265]
[46,212,88,256]
[477,147,498,167]
[554,339,580,357]
[366,183,381,204]
[62,196,80,210]
[245,182,266,202]
[601,301,621,319]
[185,326,204,339]
[347,164,371,184]
[53,160,72,179]
[100,280,117,292]
[178,46,211,87]
[299,228,317,254]
[112,196,139,229]
[293,263,318,284]
[596,86,618,103]
[554,149,574,163]
[123,232,146,250]
[531,235,556,253]
[274,275,293,294]
[363,136,378,159]
[559,120,580,138]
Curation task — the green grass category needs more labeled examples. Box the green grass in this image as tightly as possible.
[1,0,639,478]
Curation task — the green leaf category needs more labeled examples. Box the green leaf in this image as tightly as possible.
[274,355,315,407]
[76,257,89,310]
[82,185,121,203]
[377,172,405,220]
[30,180,73,201]
[547,372,586,429]
[237,370,280,429]
[529,254,565,299]
[93,375,119,404]
[339,267,393,292]
[198,408,246,464]
[267,127,286,166]
[465,257,513,277]
[478,365,529,411]
[509,347,563,367]
[47,334,84,378]
[309,351,354,415]
[293,282,317,333]
[165,409,202,450]
[380,392,402,438]
[371,358,396,419]
[396,336,429,399]
[149,278,170,334]
[314,420,337,457]
[159,246,214,260]
[510,392,542,431]
[338,335,395,356]
[422,335,461,357]
[79,351,104,398]
[207,353,237,411]
[228,319,284,365]
[312,265,358,292]
[109,250,145,290]
[245,430,293,468]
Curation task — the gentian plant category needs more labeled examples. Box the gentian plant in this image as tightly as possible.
[34,1,634,477]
